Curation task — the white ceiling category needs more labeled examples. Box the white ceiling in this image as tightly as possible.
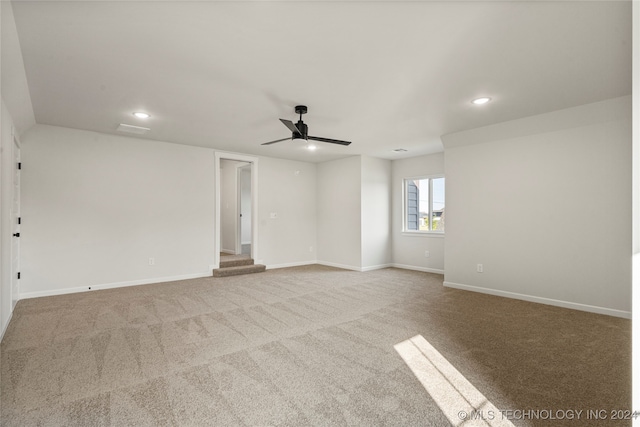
[11,1,632,163]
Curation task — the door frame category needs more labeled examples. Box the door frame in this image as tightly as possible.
[10,131,21,309]
[214,151,258,269]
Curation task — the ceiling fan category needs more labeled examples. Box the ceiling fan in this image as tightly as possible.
[261,105,352,146]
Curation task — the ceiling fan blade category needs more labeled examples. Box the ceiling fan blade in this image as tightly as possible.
[261,137,291,146]
[280,119,302,136]
[308,136,352,146]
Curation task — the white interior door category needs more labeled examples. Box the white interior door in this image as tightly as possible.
[220,159,238,255]
[11,137,21,308]
[237,165,252,255]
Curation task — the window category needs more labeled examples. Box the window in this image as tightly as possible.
[403,176,445,232]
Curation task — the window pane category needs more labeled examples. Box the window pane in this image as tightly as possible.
[417,179,430,231]
[431,177,445,231]
[405,177,443,232]
[406,180,419,230]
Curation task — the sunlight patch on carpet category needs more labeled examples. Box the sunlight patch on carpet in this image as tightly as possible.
[394,335,515,427]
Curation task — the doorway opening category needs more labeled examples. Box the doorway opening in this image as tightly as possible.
[214,152,258,269]
[219,159,251,256]
[238,164,252,256]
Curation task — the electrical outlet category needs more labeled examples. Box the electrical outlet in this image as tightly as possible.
[477,264,483,273]
[149,258,155,266]
[309,246,313,252]
[424,250,430,258]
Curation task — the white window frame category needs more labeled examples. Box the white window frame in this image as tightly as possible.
[402,175,445,235]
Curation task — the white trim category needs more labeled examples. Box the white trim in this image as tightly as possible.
[443,281,631,319]
[234,162,243,255]
[403,173,444,181]
[316,261,393,272]
[268,261,430,273]
[19,272,213,300]
[1,310,14,342]
[400,232,444,238]
[632,1,639,417]
[316,261,362,272]
[220,249,235,255]
[392,263,444,275]
[10,135,22,314]
[361,263,393,272]
[266,260,317,270]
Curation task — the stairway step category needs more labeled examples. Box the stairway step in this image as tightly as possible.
[219,257,254,268]
[212,264,266,278]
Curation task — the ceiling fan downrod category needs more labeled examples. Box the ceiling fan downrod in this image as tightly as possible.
[294,105,308,139]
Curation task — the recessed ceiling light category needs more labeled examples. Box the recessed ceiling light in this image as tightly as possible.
[471,97,491,105]
[133,112,150,119]
[307,144,317,151]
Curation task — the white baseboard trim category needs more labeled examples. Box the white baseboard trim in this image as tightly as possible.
[392,264,445,275]
[316,261,393,272]
[316,261,362,272]
[266,260,317,270]
[443,281,631,319]
[220,249,235,255]
[361,263,393,272]
[1,310,14,343]
[19,272,213,300]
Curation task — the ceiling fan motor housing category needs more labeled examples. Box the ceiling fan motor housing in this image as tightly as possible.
[294,121,308,139]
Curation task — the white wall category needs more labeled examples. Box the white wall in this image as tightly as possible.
[1,0,36,340]
[317,156,362,270]
[361,156,391,270]
[20,124,216,297]
[442,96,632,318]
[316,155,392,271]
[20,127,321,295]
[390,153,445,273]
[1,0,35,135]
[258,156,317,268]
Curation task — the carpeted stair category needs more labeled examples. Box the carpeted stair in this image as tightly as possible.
[212,255,266,277]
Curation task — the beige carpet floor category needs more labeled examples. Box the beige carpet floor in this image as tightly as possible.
[0,265,631,426]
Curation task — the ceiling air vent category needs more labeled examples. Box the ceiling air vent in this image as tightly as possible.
[117,123,150,135]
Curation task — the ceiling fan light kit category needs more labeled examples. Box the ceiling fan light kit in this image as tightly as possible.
[261,105,352,147]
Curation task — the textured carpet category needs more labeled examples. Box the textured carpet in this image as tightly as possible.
[0,265,631,426]
[214,255,266,277]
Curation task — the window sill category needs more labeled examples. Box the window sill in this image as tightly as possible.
[401,232,445,238]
